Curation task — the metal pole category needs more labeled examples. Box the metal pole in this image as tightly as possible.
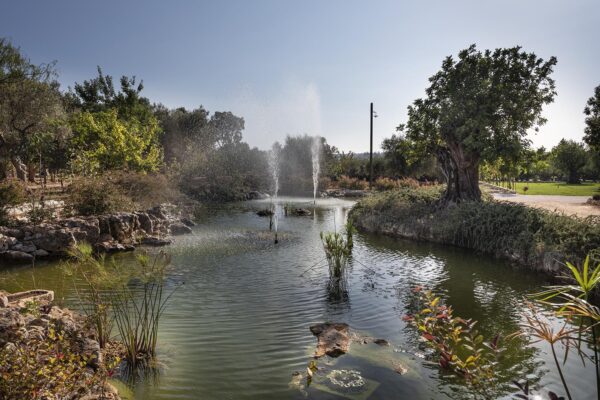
[369,102,373,189]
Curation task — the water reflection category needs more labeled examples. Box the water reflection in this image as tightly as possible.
[0,197,595,399]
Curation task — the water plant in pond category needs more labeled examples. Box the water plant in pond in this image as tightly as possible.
[65,243,178,367]
[320,231,352,278]
[110,251,175,367]
[404,288,506,399]
[525,255,600,400]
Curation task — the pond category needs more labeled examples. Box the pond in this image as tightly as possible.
[0,197,595,399]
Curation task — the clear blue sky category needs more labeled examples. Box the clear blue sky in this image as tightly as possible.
[1,0,598,152]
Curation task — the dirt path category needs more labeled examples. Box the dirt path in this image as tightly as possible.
[492,193,600,217]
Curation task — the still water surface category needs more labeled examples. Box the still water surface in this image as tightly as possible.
[1,197,595,399]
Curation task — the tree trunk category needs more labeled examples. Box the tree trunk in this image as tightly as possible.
[27,164,36,183]
[10,157,27,181]
[567,171,579,184]
[438,144,481,204]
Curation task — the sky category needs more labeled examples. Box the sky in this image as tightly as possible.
[1,0,598,152]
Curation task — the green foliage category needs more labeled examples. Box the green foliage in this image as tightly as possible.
[401,45,557,202]
[584,84,600,152]
[350,186,600,269]
[69,109,162,173]
[405,288,506,398]
[0,322,103,399]
[320,228,353,277]
[551,139,588,184]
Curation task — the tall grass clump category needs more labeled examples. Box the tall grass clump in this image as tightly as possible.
[111,251,174,366]
[65,243,177,367]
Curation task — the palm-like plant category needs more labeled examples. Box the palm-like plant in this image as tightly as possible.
[533,256,600,400]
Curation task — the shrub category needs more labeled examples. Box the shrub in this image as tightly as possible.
[110,170,185,209]
[338,175,369,190]
[374,177,397,191]
[350,185,600,269]
[593,194,600,201]
[66,177,134,216]
[0,180,27,224]
[0,322,103,399]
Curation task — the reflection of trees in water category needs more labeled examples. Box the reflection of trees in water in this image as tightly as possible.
[325,266,351,313]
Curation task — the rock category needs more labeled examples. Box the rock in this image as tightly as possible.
[169,222,192,235]
[290,208,312,216]
[62,217,101,243]
[148,205,168,220]
[393,361,408,375]
[0,250,34,263]
[247,191,270,200]
[181,217,195,227]
[136,212,154,234]
[141,236,172,246]
[34,249,49,257]
[310,323,350,358]
[82,338,102,369]
[256,209,274,217]
[31,228,76,253]
[11,242,36,253]
[94,241,130,254]
[374,338,390,346]
[0,234,18,251]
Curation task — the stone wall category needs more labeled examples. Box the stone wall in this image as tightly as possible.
[0,205,194,264]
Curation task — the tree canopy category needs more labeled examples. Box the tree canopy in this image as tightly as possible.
[584,84,600,152]
[551,139,587,184]
[401,44,557,203]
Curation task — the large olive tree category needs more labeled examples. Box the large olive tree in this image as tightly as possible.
[401,45,557,203]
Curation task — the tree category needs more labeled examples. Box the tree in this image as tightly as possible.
[401,45,557,203]
[0,38,69,181]
[551,139,587,184]
[584,85,600,152]
[155,105,210,163]
[69,109,162,173]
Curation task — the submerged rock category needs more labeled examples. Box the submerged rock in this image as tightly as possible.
[141,236,172,246]
[169,222,193,235]
[256,209,274,217]
[0,250,34,263]
[310,322,350,358]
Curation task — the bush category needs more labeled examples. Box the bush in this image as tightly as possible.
[338,175,369,190]
[66,177,134,216]
[0,180,27,224]
[350,185,600,269]
[110,171,184,209]
[374,177,421,191]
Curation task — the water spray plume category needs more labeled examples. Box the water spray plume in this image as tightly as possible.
[311,136,321,204]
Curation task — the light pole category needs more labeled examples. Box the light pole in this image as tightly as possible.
[369,102,377,189]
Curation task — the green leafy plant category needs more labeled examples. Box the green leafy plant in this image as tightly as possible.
[404,288,506,399]
[320,231,352,277]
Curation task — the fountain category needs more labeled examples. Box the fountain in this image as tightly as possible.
[269,143,282,243]
[311,136,321,204]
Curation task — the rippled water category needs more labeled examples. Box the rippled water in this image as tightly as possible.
[0,197,596,399]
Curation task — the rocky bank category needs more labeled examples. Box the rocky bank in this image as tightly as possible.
[0,205,194,264]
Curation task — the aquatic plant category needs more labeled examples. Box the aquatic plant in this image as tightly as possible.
[320,231,352,277]
[527,255,600,400]
[65,243,177,366]
[110,251,175,366]
[404,288,506,398]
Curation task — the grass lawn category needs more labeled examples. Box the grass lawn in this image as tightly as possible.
[506,182,600,196]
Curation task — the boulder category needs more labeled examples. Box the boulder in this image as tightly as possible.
[141,236,172,246]
[169,222,192,235]
[181,217,196,227]
[310,323,350,358]
[0,250,34,264]
[11,242,36,253]
[62,217,101,243]
[0,234,18,251]
[247,191,270,200]
[135,212,154,234]
[34,249,49,257]
[31,228,76,253]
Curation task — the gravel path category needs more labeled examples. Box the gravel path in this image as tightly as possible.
[492,193,600,217]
